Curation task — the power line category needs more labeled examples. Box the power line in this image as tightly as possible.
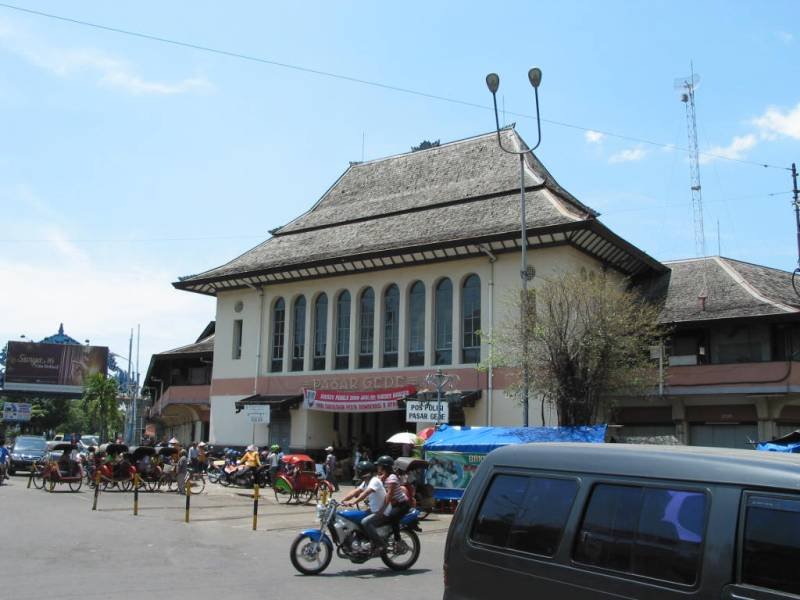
[0,234,267,243]
[0,2,790,172]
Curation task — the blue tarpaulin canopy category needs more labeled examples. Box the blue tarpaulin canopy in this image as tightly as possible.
[423,424,607,453]
[756,430,800,453]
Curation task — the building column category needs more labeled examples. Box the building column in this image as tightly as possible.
[755,397,774,441]
[325,290,335,371]
[672,398,688,444]
[452,278,463,365]
[397,281,409,369]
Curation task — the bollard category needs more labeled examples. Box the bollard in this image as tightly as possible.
[92,469,100,511]
[133,473,140,516]
[252,483,259,531]
[184,477,191,523]
[27,462,36,489]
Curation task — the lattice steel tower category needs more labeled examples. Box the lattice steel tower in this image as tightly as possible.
[676,67,706,259]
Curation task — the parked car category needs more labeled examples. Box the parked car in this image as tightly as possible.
[9,435,48,475]
[443,443,800,599]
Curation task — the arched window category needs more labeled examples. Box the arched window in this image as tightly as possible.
[358,288,374,369]
[313,293,328,371]
[408,281,425,366]
[270,298,285,372]
[434,278,453,365]
[383,284,400,367]
[462,275,481,363]
[291,296,306,371]
[335,291,351,370]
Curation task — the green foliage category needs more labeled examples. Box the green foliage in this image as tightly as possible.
[411,139,440,152]
[486,271,665,426]
[81,373,122,442]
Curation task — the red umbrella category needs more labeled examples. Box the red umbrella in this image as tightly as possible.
[418,426,436,441]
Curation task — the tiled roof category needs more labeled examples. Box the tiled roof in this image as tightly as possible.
[646,256,800,323]
[176,129,626,292]
[157,334,215,356]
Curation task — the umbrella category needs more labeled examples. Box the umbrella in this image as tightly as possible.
[418,427,436,441]
[386,432,418,445]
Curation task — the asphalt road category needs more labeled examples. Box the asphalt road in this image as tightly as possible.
[0,475,449,600]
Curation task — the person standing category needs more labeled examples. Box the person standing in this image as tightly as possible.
[324,446,339,492]
[187,442,199,471]
[176,450,188,494]
[267,444,280,484]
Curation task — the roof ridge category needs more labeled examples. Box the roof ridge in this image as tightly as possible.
[712,256,796,313]
[719,255,794,276]
[350,127,515,167]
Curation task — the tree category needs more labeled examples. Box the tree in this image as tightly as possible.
[81,373,122,442]
[411,139,440,152]
[488,271,664,426]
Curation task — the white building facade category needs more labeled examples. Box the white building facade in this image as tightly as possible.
[174,130,664,451]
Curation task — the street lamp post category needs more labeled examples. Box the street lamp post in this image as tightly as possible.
[485,68,543,427]
[424,368,458,427]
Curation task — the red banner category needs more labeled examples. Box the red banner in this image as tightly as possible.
[303,386,415,412]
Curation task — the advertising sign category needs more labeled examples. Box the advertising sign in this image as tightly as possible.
[303,385,414,412]
[406,400,449,424]
[425,450,486,491]
[1,402,32,422]
[244,404,270,424]
[3,341,108,394]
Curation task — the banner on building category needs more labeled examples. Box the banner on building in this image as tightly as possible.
[2,402,32,422]
[424,450,486,490]
[3,341,108,394]
[303,385,414,412]
[406,400,449,424]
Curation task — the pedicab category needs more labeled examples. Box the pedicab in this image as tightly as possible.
[97,443,136,491]
[131,446,160,491]
[156,446,181,491]
[273,454,334,504]
[41,443,84,492]
[393,457,433,520]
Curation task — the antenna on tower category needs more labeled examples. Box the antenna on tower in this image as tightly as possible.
[675,63,708,305]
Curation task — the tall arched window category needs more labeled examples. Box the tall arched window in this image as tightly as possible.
[270,298,285,372]
[408,281,425,366]
[291,296,306,371]
[358,288,374,369]
[462,275,481,363]
[383,284,400,367]
[313,293,328,371]
[335,291,351,370]
[434,278,453,365]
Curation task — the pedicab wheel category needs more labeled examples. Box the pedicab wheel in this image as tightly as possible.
[289,533,333,575]
[69,478,82,492]
[146,479,159,492]
[33,473,45,490]
[120,478,133,492]
[297,489,315,504]
[188,474,205,494]
[273,479,293,504]
[167,478,177,492]
[381,529,421,571]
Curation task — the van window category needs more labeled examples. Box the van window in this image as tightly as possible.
[471,474,578,557]
[741,495,800,594]
[574,484,706,585]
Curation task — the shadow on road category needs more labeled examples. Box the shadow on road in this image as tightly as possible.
[307,567,431,579]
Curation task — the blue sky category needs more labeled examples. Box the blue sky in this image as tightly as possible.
[1,1,798,371]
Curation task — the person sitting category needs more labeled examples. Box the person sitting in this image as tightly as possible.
[342,460,388,555]
[238,445,261,480]
[375,455,411,541]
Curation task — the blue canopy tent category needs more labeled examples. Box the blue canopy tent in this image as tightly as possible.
[755,430,800,453]
[422,424,607,500]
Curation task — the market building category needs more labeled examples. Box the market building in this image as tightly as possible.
[172,128,800,451]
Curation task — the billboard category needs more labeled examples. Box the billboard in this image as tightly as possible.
[3,341,108,394]
[2,402,32,422]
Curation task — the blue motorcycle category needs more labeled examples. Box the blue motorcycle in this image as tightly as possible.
[290,498,422,575]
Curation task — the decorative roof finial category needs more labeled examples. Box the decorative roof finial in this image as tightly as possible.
[58,323,64,335]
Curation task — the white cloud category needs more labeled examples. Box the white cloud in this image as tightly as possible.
[777,31,794,45]
[0,18,211,95]
[752,102,800,140]
[585,130,605,144]
[608,146,647,164]
[699,134,758,164]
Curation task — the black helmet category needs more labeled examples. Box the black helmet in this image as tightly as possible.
[375,455,394,470]
[355,460,375,478]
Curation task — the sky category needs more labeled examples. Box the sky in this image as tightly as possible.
[1,0,799,375]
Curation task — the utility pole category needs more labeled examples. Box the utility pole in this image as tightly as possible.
[792,162,799,268]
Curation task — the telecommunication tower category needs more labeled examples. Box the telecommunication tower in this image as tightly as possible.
[675,67,706,259]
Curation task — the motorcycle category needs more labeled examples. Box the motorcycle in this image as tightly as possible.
[218,460,270,488]
[289,498,421,575]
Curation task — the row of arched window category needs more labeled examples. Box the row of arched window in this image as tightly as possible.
[268,276,481,372]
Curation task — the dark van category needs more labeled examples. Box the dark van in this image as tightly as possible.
[444,443,800,599]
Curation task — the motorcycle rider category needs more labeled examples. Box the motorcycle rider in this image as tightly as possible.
[375,455,411,541]
[238,444,261,482]
[342,460,388,554]
[0,437,9,483]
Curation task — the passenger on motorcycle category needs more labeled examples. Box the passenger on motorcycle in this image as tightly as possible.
[375,455,411,540]
[238,445,261,479]
[342,460,389,553]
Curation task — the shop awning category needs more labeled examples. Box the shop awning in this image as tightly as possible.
[234,394,303,413]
